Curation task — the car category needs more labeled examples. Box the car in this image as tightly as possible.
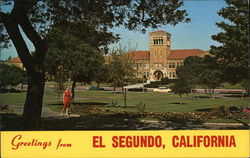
[88,86,104,91]
[128,87,147,92]
[153,87,171,93]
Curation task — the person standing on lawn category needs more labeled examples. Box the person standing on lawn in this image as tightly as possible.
[61,87,71,116]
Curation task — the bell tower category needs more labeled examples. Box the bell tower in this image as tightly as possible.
[149,30,171,80]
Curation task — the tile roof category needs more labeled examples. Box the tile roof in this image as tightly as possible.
[126,51,150,60]
[9,57,22,63]
[168,49,208,59]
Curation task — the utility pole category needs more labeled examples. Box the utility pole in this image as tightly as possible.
[142,61,144,93]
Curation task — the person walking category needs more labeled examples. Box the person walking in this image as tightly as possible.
[61,87,71,116]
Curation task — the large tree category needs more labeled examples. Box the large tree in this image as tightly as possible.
[199,55,223,98]
[176,56,203,90]
[210,0,249,86]
[45,27,104,102]
[106,49,136,108]
[0,0,190,129]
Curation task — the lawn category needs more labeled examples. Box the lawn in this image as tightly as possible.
[1,88,249,113]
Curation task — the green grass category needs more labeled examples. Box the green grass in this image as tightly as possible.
[1,89,249,113]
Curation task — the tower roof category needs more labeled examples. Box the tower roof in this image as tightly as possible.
[150,30,171,36]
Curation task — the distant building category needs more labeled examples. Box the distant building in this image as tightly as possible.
[8,57,23,69]
[126,30,209,81]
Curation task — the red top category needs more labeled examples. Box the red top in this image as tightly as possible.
[64,91,71,99]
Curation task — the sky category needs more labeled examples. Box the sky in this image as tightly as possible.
[0,0,227,60]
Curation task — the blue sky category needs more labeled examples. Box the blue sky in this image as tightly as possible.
[0,0,226,60]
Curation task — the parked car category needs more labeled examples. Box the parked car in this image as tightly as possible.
[128,87,147,92]
[153,87,171,93]
[88,86,104,91]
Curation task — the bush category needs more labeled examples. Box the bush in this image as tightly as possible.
[136,101,146,113]
[144,81,161,88]
[0,63,27,89]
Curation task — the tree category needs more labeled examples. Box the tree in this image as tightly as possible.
[45,27,104,102]
[176,56,203,91]
[160,77,171,85]
[0,63,26,89]
[176,56,222,98]
[94,64,109,88]
[210,0,249,87]
[170,78,192,104]
[106,49,136,108]
[0,0,190,129]
[199,55,223,98]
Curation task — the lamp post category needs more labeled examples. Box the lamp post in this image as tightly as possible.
[142,61,144,93]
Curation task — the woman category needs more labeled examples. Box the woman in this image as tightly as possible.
[61,87,71,116]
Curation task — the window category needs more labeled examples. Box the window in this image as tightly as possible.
[160,50,163,57]
[169,63,175,68]
[177,62,180,67]
[154,51,157,57]
[153,38,163,45]
[169,72,172,78]
[168,63,175,68]
[138,63,142,69]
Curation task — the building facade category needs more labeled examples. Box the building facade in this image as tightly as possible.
[126,30,209,81]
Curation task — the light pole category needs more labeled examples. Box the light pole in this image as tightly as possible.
[142,61,144,93]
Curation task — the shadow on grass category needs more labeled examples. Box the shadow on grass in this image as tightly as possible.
[1,112,249,131]
[1,88,26,93]
[195,108,213,112]
[0,113,23,130]
[170,102,187,105]
[48,102,109,106]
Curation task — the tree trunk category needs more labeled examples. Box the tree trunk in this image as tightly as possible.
[124,88,127,109]
[71,80,76,104]
[2,4,47,130]
[196,91,200,100]
[179,94,182,105]
[121,86,127,108]
[22,72,45,130]
[241,89,244,101]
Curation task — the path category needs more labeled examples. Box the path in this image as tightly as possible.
[0,104,80,118]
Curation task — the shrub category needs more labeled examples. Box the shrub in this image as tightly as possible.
[136,101,146,113]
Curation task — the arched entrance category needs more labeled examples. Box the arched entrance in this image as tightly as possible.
[153,70,163,80]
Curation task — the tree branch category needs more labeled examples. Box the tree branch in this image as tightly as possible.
[18,13,47,64]
[12,0,47,64]
[1,1,34,73]
[3,18,34,73]
[0,12,6,23]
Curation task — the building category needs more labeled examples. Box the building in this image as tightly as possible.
[8,57,23,69]
[126,30,209,81]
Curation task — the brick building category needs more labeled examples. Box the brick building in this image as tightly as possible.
[8,57,23,69]
[126,30,209,81]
